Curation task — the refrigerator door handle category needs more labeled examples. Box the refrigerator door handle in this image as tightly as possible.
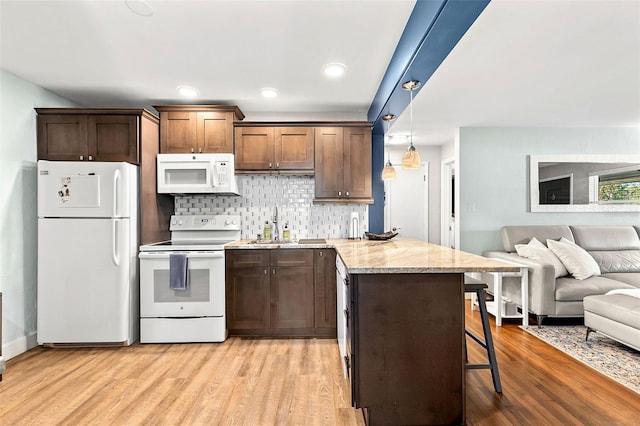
[112,219,120,266]
[113,169,120,217]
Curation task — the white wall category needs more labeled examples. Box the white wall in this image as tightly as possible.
[385,144,441,243]
[0,69,78,359]
[458,127,640,255]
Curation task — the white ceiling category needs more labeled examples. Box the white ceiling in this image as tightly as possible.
[390,0,640,145]
[0,0,415,117]
[1,0,639,147]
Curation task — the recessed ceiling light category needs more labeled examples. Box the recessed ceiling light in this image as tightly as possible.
[387,135,408,146]
[323,63,347,78]
[260,88,279,98]
[176,86,198,97]
[125,0,154,16]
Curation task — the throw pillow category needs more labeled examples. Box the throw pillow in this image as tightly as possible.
[514,237,568,278]
[547,238,601,280]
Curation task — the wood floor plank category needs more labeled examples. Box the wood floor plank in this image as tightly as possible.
[1,305,639,425]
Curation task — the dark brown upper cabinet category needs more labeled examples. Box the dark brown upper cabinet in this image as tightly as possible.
[314,125,372,203]
[154,105,244,154]
[234,124,314,173]
[36,109,148,164]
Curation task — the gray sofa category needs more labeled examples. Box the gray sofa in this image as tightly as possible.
[484,225,640,325]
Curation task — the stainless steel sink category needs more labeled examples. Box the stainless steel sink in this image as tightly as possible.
[297,239,327,244]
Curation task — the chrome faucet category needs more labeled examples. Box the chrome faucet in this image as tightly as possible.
[273,206,280,241]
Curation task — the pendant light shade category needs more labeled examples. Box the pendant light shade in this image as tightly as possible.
[401,144,421,170]
[382,160,397,180]
[401,80,421,170]
[381,113,397,181]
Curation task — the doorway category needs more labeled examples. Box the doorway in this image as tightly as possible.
[441,159,456,249]
[384,163,428,240]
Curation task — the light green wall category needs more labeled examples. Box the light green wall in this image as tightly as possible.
[0,69,78,358]
[458,127,640,255]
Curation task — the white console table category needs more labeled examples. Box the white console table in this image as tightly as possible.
[470,262,529,327]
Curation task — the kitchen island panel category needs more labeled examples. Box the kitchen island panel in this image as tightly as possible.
[352,272,465,425]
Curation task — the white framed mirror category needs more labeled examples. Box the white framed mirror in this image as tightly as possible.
[530,154,640,212]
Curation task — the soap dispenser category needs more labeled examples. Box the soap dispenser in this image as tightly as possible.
[264,220,271,240]
[283,223,290,241]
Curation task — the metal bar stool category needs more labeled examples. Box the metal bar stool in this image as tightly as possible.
[465,278,502,393]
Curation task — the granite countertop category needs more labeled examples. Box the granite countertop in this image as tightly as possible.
[225,239,335,249]
[226,238,519,274]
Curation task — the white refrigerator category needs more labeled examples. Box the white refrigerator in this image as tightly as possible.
[37,160,139,346]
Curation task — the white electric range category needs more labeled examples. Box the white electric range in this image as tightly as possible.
[138,214,241,343]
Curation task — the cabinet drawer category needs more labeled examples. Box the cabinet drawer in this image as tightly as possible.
[226,250,270,268]
[271,249,314,267]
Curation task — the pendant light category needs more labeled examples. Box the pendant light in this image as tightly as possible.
[381,114,397,181]
[401,80,421,170]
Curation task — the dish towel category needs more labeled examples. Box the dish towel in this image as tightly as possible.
[169,253,188,291]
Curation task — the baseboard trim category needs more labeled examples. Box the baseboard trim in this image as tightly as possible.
[3,332,38,360]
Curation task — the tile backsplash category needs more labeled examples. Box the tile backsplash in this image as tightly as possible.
[175,175,368,240]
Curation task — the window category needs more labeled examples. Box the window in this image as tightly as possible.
[589,166,640,204]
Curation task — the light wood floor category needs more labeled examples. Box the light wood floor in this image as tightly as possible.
[1,305,639,425]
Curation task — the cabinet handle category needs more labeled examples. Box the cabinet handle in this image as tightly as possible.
[346,191,349,197]
[269,163,272,169]
[338,191,342,197]
[88,155,93,161]
[319,251,323,257]
[276,163,280,168]
[191,148,195,153]
[272,268,276,275]
[79,155,84,160]
[198,147,202,153]
[264,269,268,275]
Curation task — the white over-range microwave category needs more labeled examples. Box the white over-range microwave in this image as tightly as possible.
[157,153,240,195]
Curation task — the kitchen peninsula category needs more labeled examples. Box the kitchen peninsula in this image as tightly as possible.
[226,238,518,425]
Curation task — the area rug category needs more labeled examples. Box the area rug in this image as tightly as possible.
[522,324,640,394]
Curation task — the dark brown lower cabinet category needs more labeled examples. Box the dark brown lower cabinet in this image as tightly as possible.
[270,264,314,329]
[314,249,337,334]
[225,248,336,337]
[348,273,465,425]
[226,264,270,330]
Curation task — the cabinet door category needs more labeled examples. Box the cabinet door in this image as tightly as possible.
[315,249,337,330]
[235,127,275,170]
[226,250,270,330]
[274,127,314,170]
[314,127,344,198]
[343,127,372,199]
[226,265,270,330]
[88,115,139,163]
[159,111,197,153]
[197,111,234,153]
[37,114,88,161]
[270,266,314,329]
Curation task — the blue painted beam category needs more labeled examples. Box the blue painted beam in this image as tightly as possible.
[368,0,490,234]
[367,0,447,127]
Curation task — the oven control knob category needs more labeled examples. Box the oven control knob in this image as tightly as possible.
[178,220,183,225]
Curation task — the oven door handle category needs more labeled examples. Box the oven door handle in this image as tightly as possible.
[138,251,225,259]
